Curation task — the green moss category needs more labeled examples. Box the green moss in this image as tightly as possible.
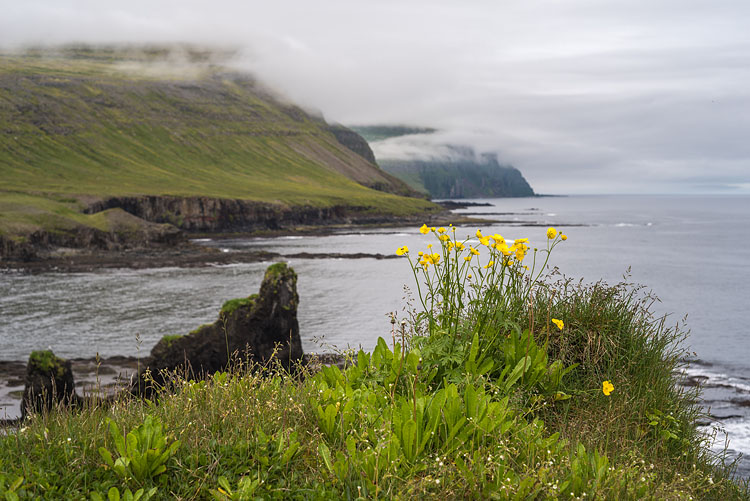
[189,323,214,335]
[220,294,257,317]
[28,350,66,377]
[160,334,183,349]
[265,263,291,279]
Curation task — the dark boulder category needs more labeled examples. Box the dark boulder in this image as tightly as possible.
[21,350,80,418]
[134,263,303,395]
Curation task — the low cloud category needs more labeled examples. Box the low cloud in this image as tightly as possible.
[3,0,750,194]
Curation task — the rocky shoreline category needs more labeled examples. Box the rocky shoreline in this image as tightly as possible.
[1,202,486,273]
[0,355,140,423]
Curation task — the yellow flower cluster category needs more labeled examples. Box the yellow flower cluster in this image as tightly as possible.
[602,380,614,396]
[551,318,564,330]
[420,253,441,267]
[399,224,567,272]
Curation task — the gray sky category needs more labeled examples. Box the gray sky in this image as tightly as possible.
[3,0,750,194]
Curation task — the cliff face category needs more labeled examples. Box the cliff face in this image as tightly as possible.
[327,125,378,164]
[379,152,535,199]
[84,196,403,232]
[0,208,182,261]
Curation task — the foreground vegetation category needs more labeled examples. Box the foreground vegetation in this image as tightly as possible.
[1,226,747,499]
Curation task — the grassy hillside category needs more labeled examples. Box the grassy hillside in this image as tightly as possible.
[0,48,437,242]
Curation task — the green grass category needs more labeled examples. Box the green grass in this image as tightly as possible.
[1,229,747,499]
[0,50,438,240]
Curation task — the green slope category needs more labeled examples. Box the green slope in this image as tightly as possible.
[0,49,437,240]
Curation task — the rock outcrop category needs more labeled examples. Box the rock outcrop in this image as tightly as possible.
[21,350,80,418]
[83,197,405,233]
[133,263,303,395]
[327,124,378,165]
[0,208,183,262]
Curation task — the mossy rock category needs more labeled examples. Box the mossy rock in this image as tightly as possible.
[22,350,79,418]
[135,262,303,395]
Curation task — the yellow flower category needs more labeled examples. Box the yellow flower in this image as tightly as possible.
[492,234,505,245]
[551,318,564,330]
[421,253,440,265]
[470,246,480,256]
[418,251,424,256]
[561,234,568,241]
[497,243,511,256]
[464,256,471,262]
[479,235,490,246]
[476,229,484,239]
[439,234,450,241]
[396,246,409,256]
[514,246,527,261]
[420,224,430,235]
[602,381,614,396]
[483,260,494,269]
[547,227,557,239]
[455,241,465,251]
[437,227,447,234]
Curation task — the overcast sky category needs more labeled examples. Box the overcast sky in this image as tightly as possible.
[3,0,750,194]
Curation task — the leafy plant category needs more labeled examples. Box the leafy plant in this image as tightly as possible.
[98,416,180,484]
[210,476,261,501]
[90,487,157,501]
[0,472,25,501]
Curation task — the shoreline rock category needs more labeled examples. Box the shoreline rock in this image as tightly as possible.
[133,262,303,396]
[21,351,81,419]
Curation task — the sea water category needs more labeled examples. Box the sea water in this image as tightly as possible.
[1,195,749,474]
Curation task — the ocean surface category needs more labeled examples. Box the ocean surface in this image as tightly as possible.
[2,194,749,475]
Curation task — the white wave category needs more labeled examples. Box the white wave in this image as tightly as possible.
[682,366,750,393]
[614,223,636,227]
[190,238,212,243]
[281,236,304,240]
[700,418,750,456]
[546,213,557,217]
